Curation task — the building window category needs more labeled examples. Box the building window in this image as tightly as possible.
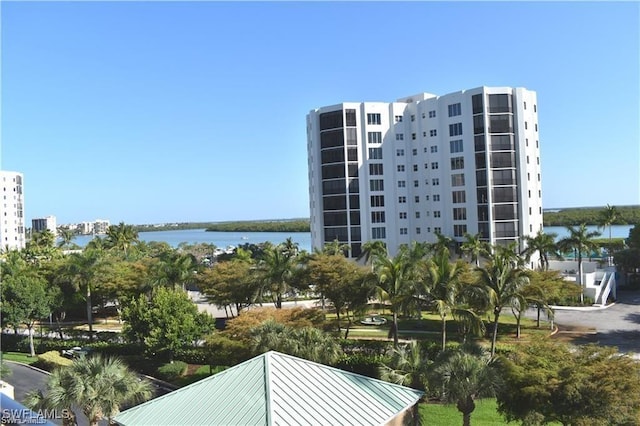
[434,211,441,218]
[448,103,462,117]
[412,133,416,140]
[525,122,528,130]
[434,227,441,233]
[534,104,537,112]
[399,212,407,219]
[432,178,440,186]
[430,129,437,137]
[400,228,408,235]
[396,133,404,141]
[452,190,466,203]
[424,163,428,169]
[451,173,465,186]
[416,227,421,234]
[368,148,382,159]
[413,165,418,172]
[367,113,381,125]
[415,212,421,219]
[370,195,385,207]
[398,180,406,188]
[424,147,428,153]
[454,224,467,237]
[449,123,463,137]
[372,227,386,239]
[368,132,382,144]
[535,123,538,132]
[433,194,440,202]
[431,162,438,169]
[397,165,405,172]
[397,149,405,156]
[453,207,467,220]
[450,139,463,153]
[414,195,420,203]
[412,149,417,156]
[429,110,436,118]
[537,157,540,165]
[371,211,386,223]
[524,101,527,110]
[425,195,430,201]
[369,164,384,175]
[536,140,539,148]
[450,157,464,170]
[395,115,403,122]
[369,179,384,191]
[411,115,415,122]
[422,112,426,119]
[399,196,406,203]
[431,146,438,153]
[423,131,427,137]
[413,180,419,187]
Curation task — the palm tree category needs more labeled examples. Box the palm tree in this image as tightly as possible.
[152,252,196,290]
[25,355,153,426]
[461,233,489,267]
[357,240,387,267]
[599,204,619,265]
[321,239,350,256]
[379,340,430,391]
[105,222,139,257]
[558,224,601,304]
[430,348,501,426]
[373,251,418,347]
[475,249,530,356]
[424,249,473,351]
[61,249,103,336]
[259,244,297,308]
[56,227,77,249]
[522,231,560,270]
[431,231,456,257]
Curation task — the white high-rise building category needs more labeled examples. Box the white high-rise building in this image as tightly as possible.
[0,171,26,251]
[307,87,543,260]
[32,215,57,235]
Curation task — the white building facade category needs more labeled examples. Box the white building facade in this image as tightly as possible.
[0,171,26,251]
[307,87,543,259]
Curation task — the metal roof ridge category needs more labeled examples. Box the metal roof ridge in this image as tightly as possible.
[264,351,274,426]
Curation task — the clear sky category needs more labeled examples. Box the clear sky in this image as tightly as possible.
[1,1,638,225]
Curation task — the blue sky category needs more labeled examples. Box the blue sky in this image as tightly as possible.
[1,1,638,225]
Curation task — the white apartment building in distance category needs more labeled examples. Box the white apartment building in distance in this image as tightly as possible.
[307,86,543,260]
[0,170,26,251]
[32,215,57,235]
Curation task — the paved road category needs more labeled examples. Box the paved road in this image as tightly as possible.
[550,290,640,356]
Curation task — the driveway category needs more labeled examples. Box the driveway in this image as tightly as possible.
[550,290,640,356]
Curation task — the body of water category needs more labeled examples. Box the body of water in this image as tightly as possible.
[71,229,313,252]
[67,225,633,252]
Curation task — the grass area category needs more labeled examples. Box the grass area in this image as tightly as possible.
[420,399,515,425]
[1,351,39,365]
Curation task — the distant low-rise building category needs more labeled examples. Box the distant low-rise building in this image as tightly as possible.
[94,219,110,234]
[0,170,25,251]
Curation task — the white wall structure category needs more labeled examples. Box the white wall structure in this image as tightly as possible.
[0,171,25,251]
[307,87,543,258]
[32,215,57,235]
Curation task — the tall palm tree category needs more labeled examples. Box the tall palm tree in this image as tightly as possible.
[424,249,478,351]
[56,227,77,249]
[599,204,619,265]
[431,231,456,257]
[379,340,431,392]
[430,348,501,426]
[259,244,297,308]
[373,251,418,347]
[321,239,350,256]
[558,224,601,304]
[25,355,153,426]
[152,252,196,290]
[522,231,560,270]
[475,249,530,356]
[461,233,489,267]
[61,249,103,336]
[106,222,139,257]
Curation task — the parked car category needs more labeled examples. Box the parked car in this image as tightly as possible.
[61,346,93,359]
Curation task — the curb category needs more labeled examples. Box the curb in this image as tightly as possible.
[549,325,560,337]
[5,360,51,375]
[550,302,616,312]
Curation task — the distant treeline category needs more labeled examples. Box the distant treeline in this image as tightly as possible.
[543,206,640,226]
[205,219,310,233]
[134,222,220,233]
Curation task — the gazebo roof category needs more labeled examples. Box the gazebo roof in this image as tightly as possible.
[114,351,423,425]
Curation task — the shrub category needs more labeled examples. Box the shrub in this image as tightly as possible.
[173,347,208,365]
[34,351,73,371]
[334,353,389,379]
[156,361,188,381]
[221,308,327,342]
[204,334,252,367]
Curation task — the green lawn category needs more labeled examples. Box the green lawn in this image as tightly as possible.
[420,399,515,425]
[1,351,39,365]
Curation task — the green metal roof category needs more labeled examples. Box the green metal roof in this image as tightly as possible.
[114,351,423,426]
